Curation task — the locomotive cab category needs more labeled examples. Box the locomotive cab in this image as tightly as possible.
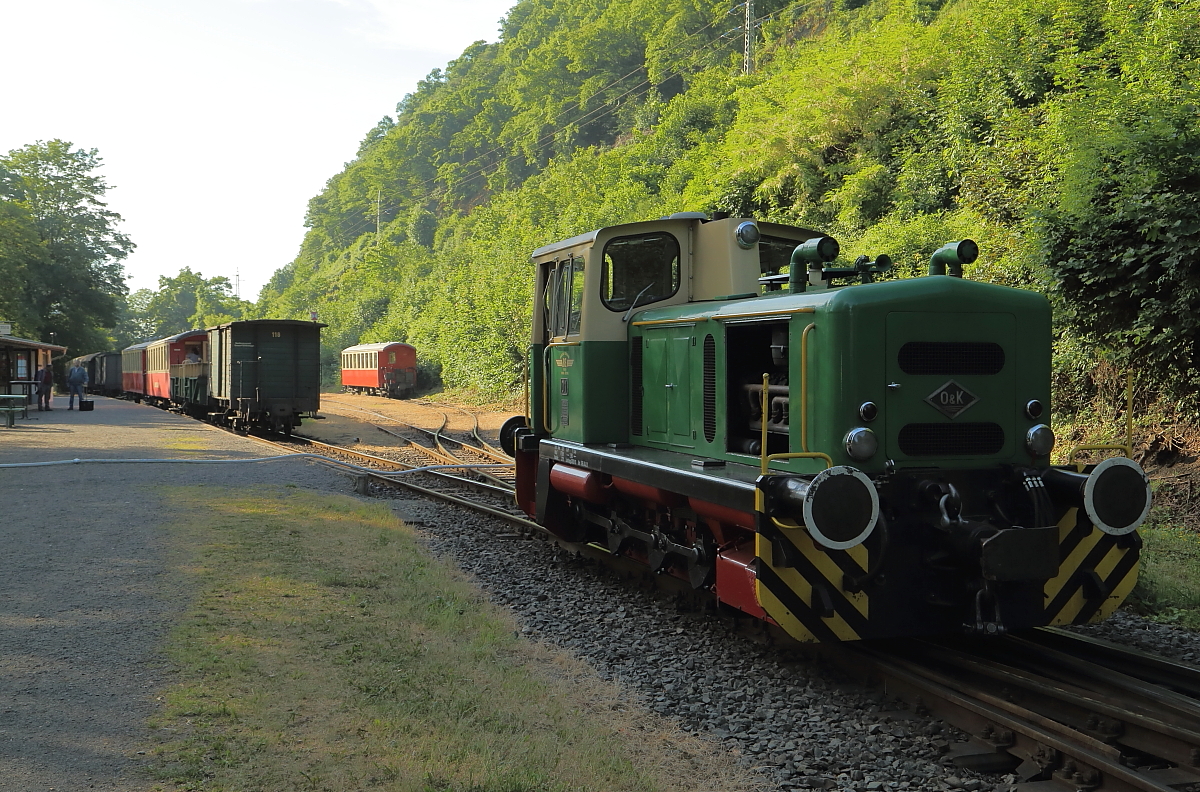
[509,214,1151,642]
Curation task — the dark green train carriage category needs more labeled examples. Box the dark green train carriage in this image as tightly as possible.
[506,213,1151,642]
[205,319,325,434]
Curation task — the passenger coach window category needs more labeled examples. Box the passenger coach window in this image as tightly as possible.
[601,232,680,312]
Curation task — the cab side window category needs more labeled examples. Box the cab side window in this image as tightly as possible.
[601,232,680,312]
[567,257,585,335]
[546,259,572,339]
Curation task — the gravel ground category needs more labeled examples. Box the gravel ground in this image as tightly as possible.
[374,488,993,792]
[0,397,347,791]
[1069,609,1200,663]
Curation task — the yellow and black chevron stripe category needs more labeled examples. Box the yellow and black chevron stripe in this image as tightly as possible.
[755,525,870,642]
[1044,507,1139,626]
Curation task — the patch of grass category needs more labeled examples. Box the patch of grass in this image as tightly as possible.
[1127,520,1200,629]
[149,485,750,792]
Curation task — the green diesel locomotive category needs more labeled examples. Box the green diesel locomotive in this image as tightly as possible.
[503,213,1151,642]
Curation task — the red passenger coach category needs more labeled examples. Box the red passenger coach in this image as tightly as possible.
[145,330,207,405]
[121,342,149,399]
[340,342,417,398]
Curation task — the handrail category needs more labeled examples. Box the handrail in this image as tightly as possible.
[541,340,581,434]
[801,323,815,452]
[715,306,816,322]
[631,306,816,327]
[1068,374,1135,468]
[524,343,533,424]
[630,317,701,327]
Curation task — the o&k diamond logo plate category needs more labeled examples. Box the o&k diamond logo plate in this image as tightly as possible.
[926,380,978,419]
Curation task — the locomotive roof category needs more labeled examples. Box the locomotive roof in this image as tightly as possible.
[531,230,599,259]
[341,342,414,353]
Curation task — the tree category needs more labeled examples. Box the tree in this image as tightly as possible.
[0,140,133,353]
[134,267,252,339]
[0,198,46,335]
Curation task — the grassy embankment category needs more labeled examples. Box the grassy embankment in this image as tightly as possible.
[1054,378,1200,629]
[149,485,750,792]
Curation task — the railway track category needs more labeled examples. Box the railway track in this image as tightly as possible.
[318,398,516,489]
[242,431,535,532]
[838,628,1200,791]
[240,417,1200,791]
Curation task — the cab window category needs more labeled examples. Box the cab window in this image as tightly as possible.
[567,257,585,335]
[547,259,572,338]
[601,232,680,311]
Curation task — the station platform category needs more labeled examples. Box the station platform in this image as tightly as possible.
[0,397,346,791]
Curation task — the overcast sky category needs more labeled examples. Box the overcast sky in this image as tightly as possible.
[0,0,516,301]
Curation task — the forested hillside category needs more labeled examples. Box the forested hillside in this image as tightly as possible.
[257,0,1200,405]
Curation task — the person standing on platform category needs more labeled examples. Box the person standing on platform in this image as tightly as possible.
[67,361,89,410]
[34,364,54,411]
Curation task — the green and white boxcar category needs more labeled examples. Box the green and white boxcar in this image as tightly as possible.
[207,319,325,434]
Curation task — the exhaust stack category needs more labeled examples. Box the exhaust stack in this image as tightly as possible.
[929,239,979,277]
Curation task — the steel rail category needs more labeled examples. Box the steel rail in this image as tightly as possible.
[279,434,514,498]
[1031,628,1200,698]
[370,423,463,466]
[430,412,514,490]
[1004,635,1200,724]
[836,628,1200,792]
[901,639,1200,770]
[854,647,1179,792]
[243,432,538,531]
[322,398,513,464]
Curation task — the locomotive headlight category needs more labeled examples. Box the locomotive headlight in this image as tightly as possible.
[858,401,878,422]
[1025,399,1045,420]
[844,427,878,460]
[735,221,761,249]
[1025,424,1055,457]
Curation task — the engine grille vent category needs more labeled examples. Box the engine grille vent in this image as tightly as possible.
[703,334,716,443]
[898,342,1005,376]
[631,337,644,436]
[898,422,1005,456]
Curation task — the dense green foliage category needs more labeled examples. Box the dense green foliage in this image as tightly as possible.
[112,268,253,347]
[258,0,1200,403]
[0,140,132,354]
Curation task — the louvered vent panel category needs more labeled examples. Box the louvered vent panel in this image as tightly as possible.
[898,342,1005,376]
[898,422,1005,456]
[703,334,716,443]
[631,337,644,436]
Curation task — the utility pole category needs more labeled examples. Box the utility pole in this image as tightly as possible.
[235,268,240,301]
[744,0,755,75]
[375,187,381,244]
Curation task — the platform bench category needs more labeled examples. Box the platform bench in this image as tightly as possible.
[0,406,25,428]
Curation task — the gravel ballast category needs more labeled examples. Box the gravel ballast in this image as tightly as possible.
[376,489,984,791]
